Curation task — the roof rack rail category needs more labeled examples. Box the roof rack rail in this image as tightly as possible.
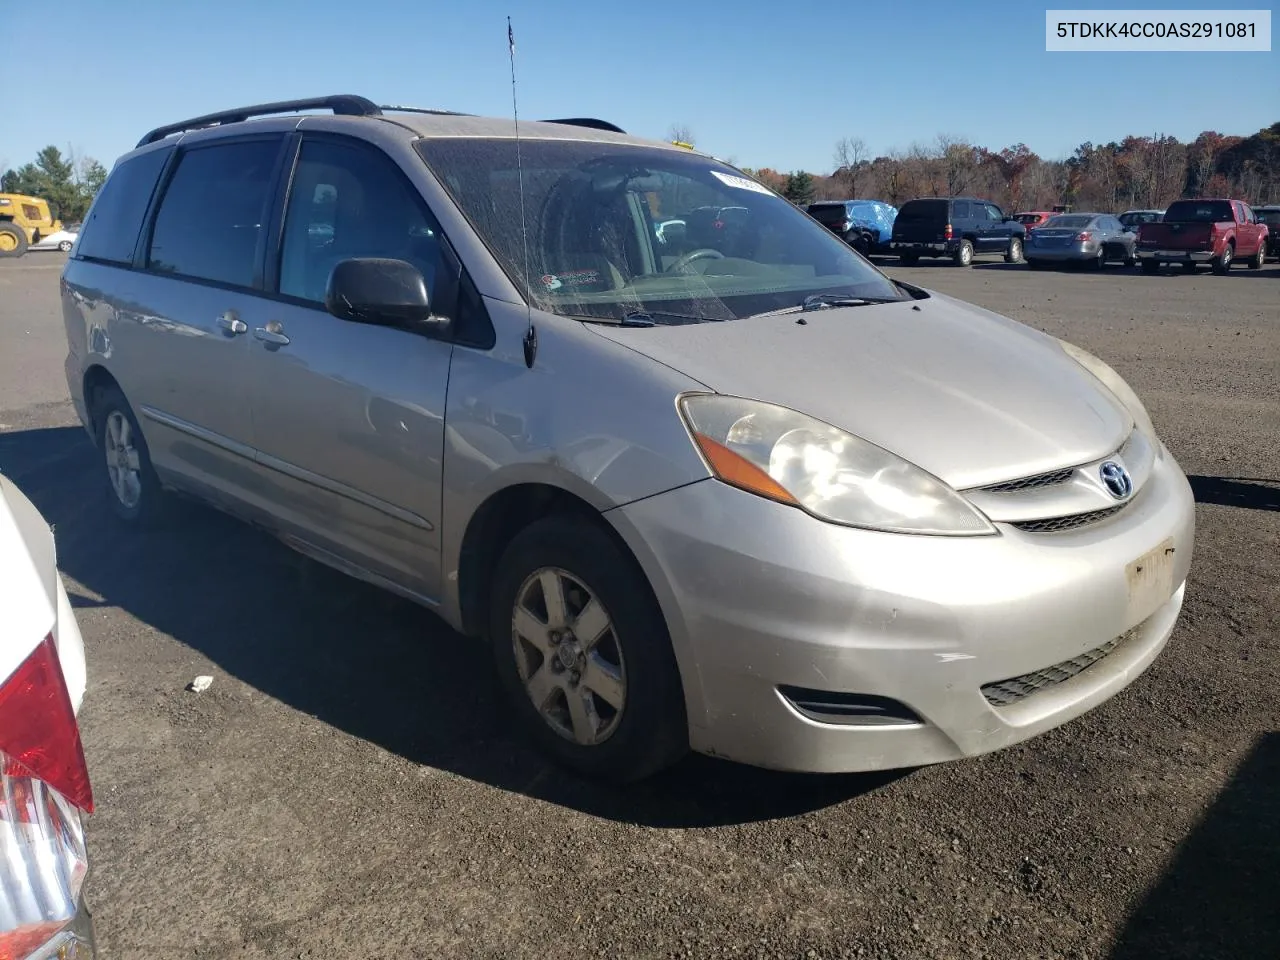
[542,117,627,134]
[136,94,383,147]
[380,104,474,117]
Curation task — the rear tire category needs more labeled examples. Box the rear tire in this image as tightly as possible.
[953,240,973,267]
[1005,238,1023,263]
[1212,243,1233,275]
[0,222,28,258]
[58,240,73,253]
[1126,244,1139,267]
[92,384,166,525]
[488,514,688,783]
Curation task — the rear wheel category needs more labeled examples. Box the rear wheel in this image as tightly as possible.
[1005,238,1023,263]
[1092,247,1105,270]
[58,240,73,253]
[0,223,28,258]
[953,240,973,266]
[489,514,688,782]
[1125,244,1140,267]
[92,384,166,524]
[1212,243,1233,275]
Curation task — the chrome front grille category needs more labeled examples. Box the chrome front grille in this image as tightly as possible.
[1011,506,1125,533]
[982,627,1137,707]
[981,467,1075,493]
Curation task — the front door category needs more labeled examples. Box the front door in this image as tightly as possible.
[245,135,457,601]
[978,202,1007,252]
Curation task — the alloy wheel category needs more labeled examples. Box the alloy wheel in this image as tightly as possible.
[511,567,626,746]
[104,410,143,508]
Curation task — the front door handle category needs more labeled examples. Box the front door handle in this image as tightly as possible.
[217,311,247,335]
[253,321,290,346]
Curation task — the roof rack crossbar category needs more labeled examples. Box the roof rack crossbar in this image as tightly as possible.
[541,117,627,134]
[136,95,383,147]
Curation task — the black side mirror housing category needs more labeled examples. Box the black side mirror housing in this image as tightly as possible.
[325,258,449,336]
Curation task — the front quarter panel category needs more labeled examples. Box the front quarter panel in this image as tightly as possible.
[438,299,711,627]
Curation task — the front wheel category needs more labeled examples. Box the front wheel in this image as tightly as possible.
[1005,238,1023,263]
[58,240,73,252]
[1212,244,1233,275]
[1248,243,1266,269]
[489,514,688,782]
[953,240,973,267]
[0,223,29,258]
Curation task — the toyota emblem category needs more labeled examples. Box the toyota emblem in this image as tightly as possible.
[1099,461,1133,500]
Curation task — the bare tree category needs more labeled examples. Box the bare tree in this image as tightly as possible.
[937,134,978,196]
[832,137,869,198]
[666,124,695,146]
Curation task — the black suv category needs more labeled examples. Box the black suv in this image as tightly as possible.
[891,197,1025,266]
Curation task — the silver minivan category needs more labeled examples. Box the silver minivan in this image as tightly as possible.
[62,95,1195,781]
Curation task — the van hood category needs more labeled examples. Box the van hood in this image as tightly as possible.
[587,292,1131,490]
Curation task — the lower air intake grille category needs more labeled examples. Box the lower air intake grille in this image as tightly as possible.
[777,686,922,726]
[982,629,1136,707]
[1012,506,1124,533]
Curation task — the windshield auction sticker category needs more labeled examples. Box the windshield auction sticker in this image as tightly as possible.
[1046,9,1270,51]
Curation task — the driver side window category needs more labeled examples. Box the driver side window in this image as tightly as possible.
[279,139,452,308]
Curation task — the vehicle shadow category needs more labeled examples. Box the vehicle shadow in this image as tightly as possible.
[0,425,906,828]
[1109,733,1280,960]
[1188,475,1280,512]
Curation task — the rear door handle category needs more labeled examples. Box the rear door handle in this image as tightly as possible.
[217,312,247,335]
[253,322,290,346]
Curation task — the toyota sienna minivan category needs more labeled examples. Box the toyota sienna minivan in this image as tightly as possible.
[61,95,1195,781]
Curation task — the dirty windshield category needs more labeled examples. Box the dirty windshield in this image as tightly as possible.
[416,138,904,322]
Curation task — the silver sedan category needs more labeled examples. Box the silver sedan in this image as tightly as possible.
[1025,213,1139,268]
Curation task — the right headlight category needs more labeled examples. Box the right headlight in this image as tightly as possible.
[678,394,996,536]
[1057,338,1159,443]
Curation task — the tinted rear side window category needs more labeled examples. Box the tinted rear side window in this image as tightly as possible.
[75,148,170,265]
[1164,200,1233,223]
[147,138,281,287]
[897,199,947,221]
[807,204,849,224]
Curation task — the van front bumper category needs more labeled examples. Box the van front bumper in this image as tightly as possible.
[609,451,1195,774]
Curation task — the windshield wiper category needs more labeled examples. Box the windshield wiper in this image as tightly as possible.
[745,293,902,320]
[618,310,728,327]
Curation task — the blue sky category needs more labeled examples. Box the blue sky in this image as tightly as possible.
[7,0,1276,175]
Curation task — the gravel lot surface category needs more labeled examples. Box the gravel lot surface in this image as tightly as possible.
[1,253,1277,959]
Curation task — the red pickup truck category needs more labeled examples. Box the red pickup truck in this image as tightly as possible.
[1137,198,1268,274]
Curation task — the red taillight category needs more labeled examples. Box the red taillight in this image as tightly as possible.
[943,223,953,240]
[1077,231,1093,242]
[0,634,93,813]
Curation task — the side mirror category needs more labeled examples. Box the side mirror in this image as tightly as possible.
[324,258,447,335]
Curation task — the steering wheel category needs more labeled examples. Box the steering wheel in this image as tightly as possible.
[666,247,725,273]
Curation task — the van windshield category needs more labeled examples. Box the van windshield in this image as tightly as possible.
[416,138,903,323]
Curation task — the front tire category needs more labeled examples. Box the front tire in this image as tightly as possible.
[489,514,688,782]
[1248,242,1265,270]
[0,223,29,258]
[1005,238,1023,263]
[953,240,973,266]
[58,240,73,252]
[92,384,166,524]
[1212,243,1233,275]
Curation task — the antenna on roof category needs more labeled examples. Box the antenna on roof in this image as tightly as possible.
[508,16,537,370]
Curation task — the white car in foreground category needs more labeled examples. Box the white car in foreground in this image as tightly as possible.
[29,229,78,253]
[0,473,96,957]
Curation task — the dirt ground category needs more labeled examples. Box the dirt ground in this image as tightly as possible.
[1,253,1277,959]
